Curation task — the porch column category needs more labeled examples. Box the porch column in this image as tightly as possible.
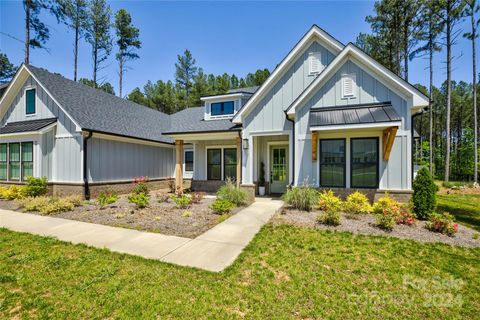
[236,136,241,187]
[175,140,184,194]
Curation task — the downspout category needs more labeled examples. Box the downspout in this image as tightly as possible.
[83,131,92,200]
[284,111,295,186]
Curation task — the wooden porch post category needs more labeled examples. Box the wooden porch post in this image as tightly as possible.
[175,140,184,194]
[236,136,241,187]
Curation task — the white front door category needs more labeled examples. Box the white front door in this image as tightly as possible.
[269,145,288,194]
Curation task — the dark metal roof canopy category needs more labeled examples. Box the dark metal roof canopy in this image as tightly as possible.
[309,102,401,128]
[0,118,57,134]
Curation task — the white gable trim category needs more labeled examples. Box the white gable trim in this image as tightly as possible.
[232,25,344,124]
[286,44,429,116]
[0,65,82,131]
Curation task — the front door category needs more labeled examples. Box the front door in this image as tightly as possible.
[269,145,288,194]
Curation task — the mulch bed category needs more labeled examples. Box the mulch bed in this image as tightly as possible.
[273,207,480,248]
[0,193,242,239]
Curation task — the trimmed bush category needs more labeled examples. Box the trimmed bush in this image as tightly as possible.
[412,167,437,220]
[283,186,319,211]
[16,196,50,212]
[170,194,192,209]
[97,191,119,206]
[425,212,459,237]
[372,194,400,215]
[217,178,247,206]
[210,199,235,214]
[317,211,341,226]
[16,196,78,214]
[24,177,48,197]
[1,186,27,200]
[318,190,342,213]
[128,192,149,209]
[39,198,74,215]
[343,192,372,217]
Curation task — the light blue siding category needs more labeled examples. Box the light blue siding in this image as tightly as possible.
[41,129,55,180]
[87,137,175,182]
[193,140,236,180]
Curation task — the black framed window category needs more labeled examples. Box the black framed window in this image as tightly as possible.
[223,148,237,181]
[185,151,194,172]
[0,144,7,180]
[21,142,33,180]
[351,138,379,188]
[319,139,346,187]
[211,101,234,116]
[26,88,36,115]
[207,149,222,180]
[9,143,20,181]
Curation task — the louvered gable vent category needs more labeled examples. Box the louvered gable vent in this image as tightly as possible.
[309,52,321,75]
[342,73,356,98]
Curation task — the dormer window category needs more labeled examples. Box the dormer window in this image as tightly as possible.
[211,101,234,116]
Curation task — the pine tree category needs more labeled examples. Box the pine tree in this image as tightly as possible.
[114,9,141,98]
[56,0,88,81]
[0,51,17,82]
[127,87,147,106]
[175,49,197,108]
[85,0,112,87]
[464,0,479,183]
[23,0,54,64]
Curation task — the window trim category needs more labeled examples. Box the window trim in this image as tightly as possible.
[0,143,7,181]
[205,145,237,181]
[341,73,356,99]
[206,148,222,181]
[184,150,194,173]
[25,87,37,116]
[21,142,34,181]
[319,138,346,188]
[210,101,235,117]
[350,137,379,189]
[223,148,237,181]
[8,143,21,181]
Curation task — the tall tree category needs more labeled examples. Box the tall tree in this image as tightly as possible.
[464,0,479,183]
[410,0,443,174]
[114,9,141,98]
[440,0,465,181]
[23,0,53,64]
[85,0,112,87]
[175,49,197,107]
[0,51,17,82]
[79,78,115,95]
[56,0,88,81]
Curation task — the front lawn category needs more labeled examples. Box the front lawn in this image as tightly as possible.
[437,193,480,231]
[1,226,479,319]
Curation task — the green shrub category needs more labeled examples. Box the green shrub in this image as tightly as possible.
[283,186,319,211]
[97,191,119,206]
[16,196,50,212]
[395,205,416,226]
[425,212,459,237]
[317,211,341,226]
[170,194,192,209]
[24,177,48,197]
[372,194,400,215]
[217,178,247,206]
[1,186,27,200]
[375,212,397,231]
[210,199,235,214]
[412,167,437,220]
[318,190,342,213]
[132,176,149,194]
[343,191,372,217]
[0,186,8,199]
[128,192,149,209]
[190,192,205,204]
[39,198,74,215]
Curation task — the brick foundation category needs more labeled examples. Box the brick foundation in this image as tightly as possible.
[240,184,256,203]
[191,180,226,193]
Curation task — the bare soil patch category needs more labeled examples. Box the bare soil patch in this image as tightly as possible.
[273,207,480,248]
[0,193,242,238]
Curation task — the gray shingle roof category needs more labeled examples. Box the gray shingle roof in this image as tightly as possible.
[27,65,173,144]
[226,86,259,94]
[166,107,241,134]
[0,82,9,100]
[309,102,401,127]
[0,118,57,134]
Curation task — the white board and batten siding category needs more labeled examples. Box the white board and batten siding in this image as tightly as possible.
[1,76,83,183]
[295,59,411,190]
[241,40,335,183]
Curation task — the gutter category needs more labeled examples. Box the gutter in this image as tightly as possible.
[83,131,93,200]
[284,111,295,186]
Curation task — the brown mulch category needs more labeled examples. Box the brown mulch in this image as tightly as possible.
[1,193,241,239]
[273,207,480,248]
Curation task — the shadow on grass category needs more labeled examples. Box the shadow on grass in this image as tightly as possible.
[437,195,480,231]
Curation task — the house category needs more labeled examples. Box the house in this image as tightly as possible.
[0,25,429,200]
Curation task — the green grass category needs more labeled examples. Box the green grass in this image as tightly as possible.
[437,193,480,231]
[1,226,479,319]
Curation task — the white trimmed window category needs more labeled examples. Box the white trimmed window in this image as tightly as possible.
[309,52,322,75]
[341,73,356,98]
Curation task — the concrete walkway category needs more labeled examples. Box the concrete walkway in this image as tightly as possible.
[0,198,283,272]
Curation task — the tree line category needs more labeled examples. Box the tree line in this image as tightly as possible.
[357,0,479,183]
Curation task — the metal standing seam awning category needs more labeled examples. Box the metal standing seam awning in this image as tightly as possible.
[0,118,57,135]
[309,102,401,161]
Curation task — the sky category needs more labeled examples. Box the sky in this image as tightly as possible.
[0,0,476,96]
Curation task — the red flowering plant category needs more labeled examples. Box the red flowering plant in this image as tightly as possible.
[395,205,417,226]
[425,212,459,237]
[132,176,149,195]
